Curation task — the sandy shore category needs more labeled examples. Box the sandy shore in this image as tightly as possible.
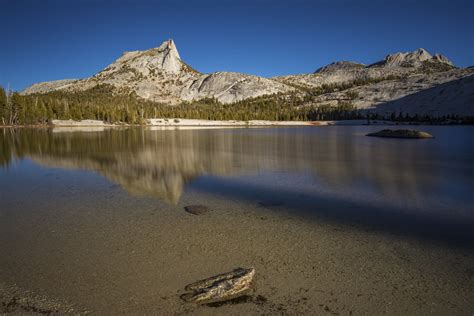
[48,118,407,127]
[0,119,460,129]
[48,118,317,127]
[148,118,317,126]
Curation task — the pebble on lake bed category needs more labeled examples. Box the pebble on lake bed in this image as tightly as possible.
[366,129,434,139]
[184,205,210,215]
[181,267,255,304]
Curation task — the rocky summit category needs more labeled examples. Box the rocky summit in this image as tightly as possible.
[23,39,292,104]
[371,48,454,68]
[23,41,473,117]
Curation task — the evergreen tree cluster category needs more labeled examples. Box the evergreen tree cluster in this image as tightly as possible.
[0,83,471,125]
[0,84,362,125]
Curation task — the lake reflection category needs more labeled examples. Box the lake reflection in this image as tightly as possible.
[1,126,473,215]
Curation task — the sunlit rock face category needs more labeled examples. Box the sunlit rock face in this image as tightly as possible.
[98,39,183,77]
[306,71,474,117]
[20,79,79,94]
[180,72,292,103]
[276,48,457,89]
[22,39,293,104]
[315,61,366,74]
[375,48,453,68]
[274,48,473,116]
[0,128,454,209]
[22,44,472,116]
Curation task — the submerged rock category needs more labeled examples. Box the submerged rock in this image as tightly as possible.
[181,267,255,304]
[184,205,210,215]
[366,129,434,139]
[258,200,285,207]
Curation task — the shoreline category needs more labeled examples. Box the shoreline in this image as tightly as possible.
[0,118,470,128]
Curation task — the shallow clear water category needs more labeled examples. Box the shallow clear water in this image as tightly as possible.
[1,126,474,314]
[1,126,473,248]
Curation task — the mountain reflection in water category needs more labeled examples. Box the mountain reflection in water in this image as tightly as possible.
[0,127,472,216]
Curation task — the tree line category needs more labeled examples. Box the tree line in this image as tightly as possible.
[1,84,471,125]
[0,84,363,125]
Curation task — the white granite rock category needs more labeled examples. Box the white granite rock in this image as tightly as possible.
[23,39,291,104]
[22,44,471,116]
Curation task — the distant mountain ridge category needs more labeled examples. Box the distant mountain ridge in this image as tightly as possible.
[367,48,453,68]
[315,61,366,74]
[22,40,474,116]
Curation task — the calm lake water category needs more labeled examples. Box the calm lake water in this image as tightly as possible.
[1,126,473,246]
[1,126,473,314]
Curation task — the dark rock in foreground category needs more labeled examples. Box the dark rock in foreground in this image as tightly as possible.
[184,205,210,215]
[181,267,255,304]
[366,129,434,139]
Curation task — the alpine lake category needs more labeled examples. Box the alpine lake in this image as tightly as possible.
[1,125,473,314]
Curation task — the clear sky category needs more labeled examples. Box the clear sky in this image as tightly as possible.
[1,0,473,91]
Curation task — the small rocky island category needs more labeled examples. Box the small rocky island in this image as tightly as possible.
[366,129,434,139]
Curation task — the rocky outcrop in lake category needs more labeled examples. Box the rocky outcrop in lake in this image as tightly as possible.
[366,129,434,139]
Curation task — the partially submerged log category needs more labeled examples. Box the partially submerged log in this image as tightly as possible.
[181,267,255,304]
[366,129,434,139]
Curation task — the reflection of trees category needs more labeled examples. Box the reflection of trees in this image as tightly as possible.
[0,129,14,167]
[0,127,439,204]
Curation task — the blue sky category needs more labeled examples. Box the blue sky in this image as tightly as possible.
[1,0,473,91]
